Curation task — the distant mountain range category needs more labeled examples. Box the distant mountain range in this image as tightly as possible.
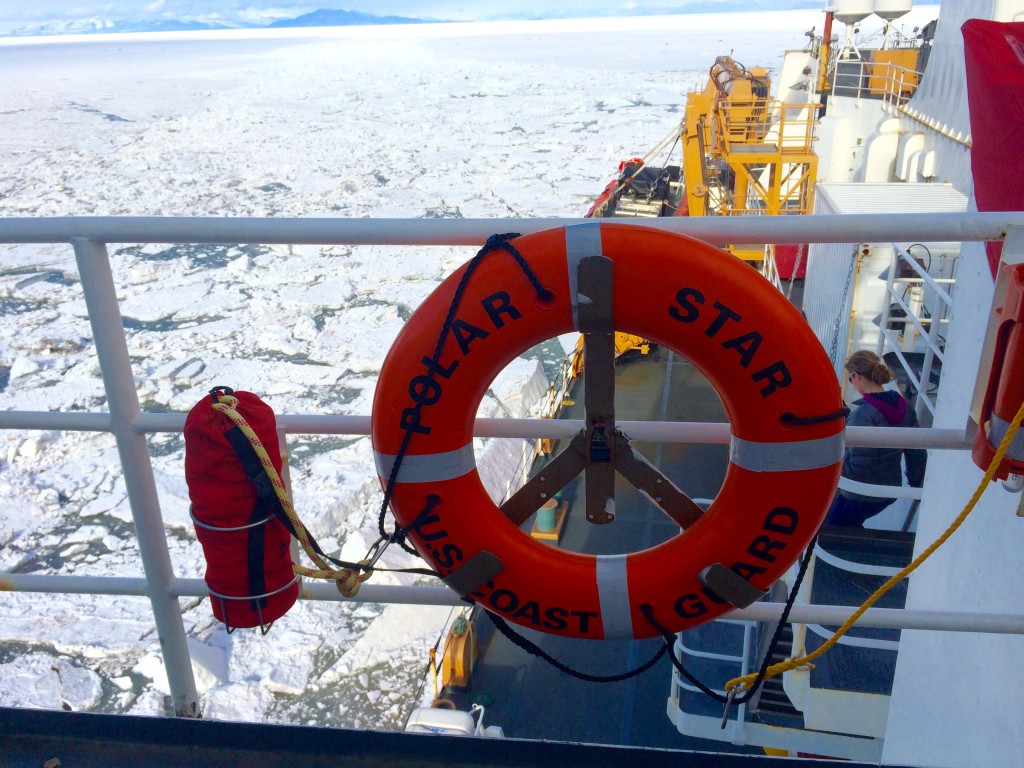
[0,9,434,38]
[268,9,429,28]
[0,2,829,38]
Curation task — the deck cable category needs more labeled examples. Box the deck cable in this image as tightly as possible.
[827,244,860,365]
[482,609,668,683]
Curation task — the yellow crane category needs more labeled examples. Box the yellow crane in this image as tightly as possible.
[682,56,819,261]
[581,55,821,360]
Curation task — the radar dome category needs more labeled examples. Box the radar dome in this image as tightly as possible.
[834,0,874,25]
[874,0,913,22]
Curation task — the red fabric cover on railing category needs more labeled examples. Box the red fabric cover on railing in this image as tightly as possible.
[963,19,1024,279]
[185,391,298,629]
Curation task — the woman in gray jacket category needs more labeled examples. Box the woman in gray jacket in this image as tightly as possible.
[826,350,928,527]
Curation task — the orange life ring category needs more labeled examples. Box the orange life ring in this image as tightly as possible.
[371,223,843,640]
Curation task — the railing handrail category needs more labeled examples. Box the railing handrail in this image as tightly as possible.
[812,543,905,578]
[875,242,955,420]
[7,572,1021,635]
[671,623,754,727]
[837,476,923,500]
[894,243,955,306]
[830,56,923,107]
[806,623,901,651]
[0,408,973,449]
[1,212,1022,246]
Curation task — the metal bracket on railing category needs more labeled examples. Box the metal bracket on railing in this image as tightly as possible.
[207,574,301,635]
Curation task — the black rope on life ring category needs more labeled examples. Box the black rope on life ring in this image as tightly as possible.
[376,233,553,555]
[782,406,850,426]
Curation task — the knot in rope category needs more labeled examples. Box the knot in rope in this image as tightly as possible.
[335,559,373,598]
[483,232,520,251]
[384,527,409,551]
[211,394,241,413]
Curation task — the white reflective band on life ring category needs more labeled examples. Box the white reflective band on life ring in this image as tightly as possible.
[729,433,846,473]
[374,444,476,484]
[596,554,633,639]
[989,413,1024,461]
[564,222,604,331]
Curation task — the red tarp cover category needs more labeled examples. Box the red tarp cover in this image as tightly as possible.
[963,19,1024,279]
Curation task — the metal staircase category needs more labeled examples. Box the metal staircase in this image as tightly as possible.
[749,621,803,720]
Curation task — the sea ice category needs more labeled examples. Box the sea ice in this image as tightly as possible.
[0,653,103,711]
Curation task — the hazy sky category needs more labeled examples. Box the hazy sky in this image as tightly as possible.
[0,1,815,28]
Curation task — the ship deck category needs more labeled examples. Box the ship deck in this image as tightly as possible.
[0,705,884,768]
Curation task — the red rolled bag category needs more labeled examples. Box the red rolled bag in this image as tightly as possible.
[184,386,299,631]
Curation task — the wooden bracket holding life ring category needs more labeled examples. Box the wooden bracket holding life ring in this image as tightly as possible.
[371,223,844,640]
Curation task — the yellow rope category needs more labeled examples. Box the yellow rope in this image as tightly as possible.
[211,395,372,598]
[725,397,1024,695]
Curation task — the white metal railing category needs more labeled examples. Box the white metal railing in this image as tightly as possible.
[797,542,903,682]
[537,345,581,422]
[675,622,752,664]
[762,243,782,289]
[2,212,1024,719]
[828,54,971,147]
[0,409,972,447]
[806,623,901,651]
[837,476,923,500]
[830,57,922,109]
[672,620,755,727]
[3,212,1021,246]
[789,525,910,707]
[875,243,954,422]
[812,543,904,579]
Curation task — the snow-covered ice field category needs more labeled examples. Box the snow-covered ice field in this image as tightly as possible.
[0,8,937,732]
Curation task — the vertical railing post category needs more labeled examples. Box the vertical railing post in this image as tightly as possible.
[735,623,752,727]
[876,247,898,360]
[918,279,946,423]
[278,426,301,565]
[72,237,200,718]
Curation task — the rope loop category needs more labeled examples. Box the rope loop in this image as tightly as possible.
[335,559,373,598]
[485,232,552,302]
[781,406,850,426]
